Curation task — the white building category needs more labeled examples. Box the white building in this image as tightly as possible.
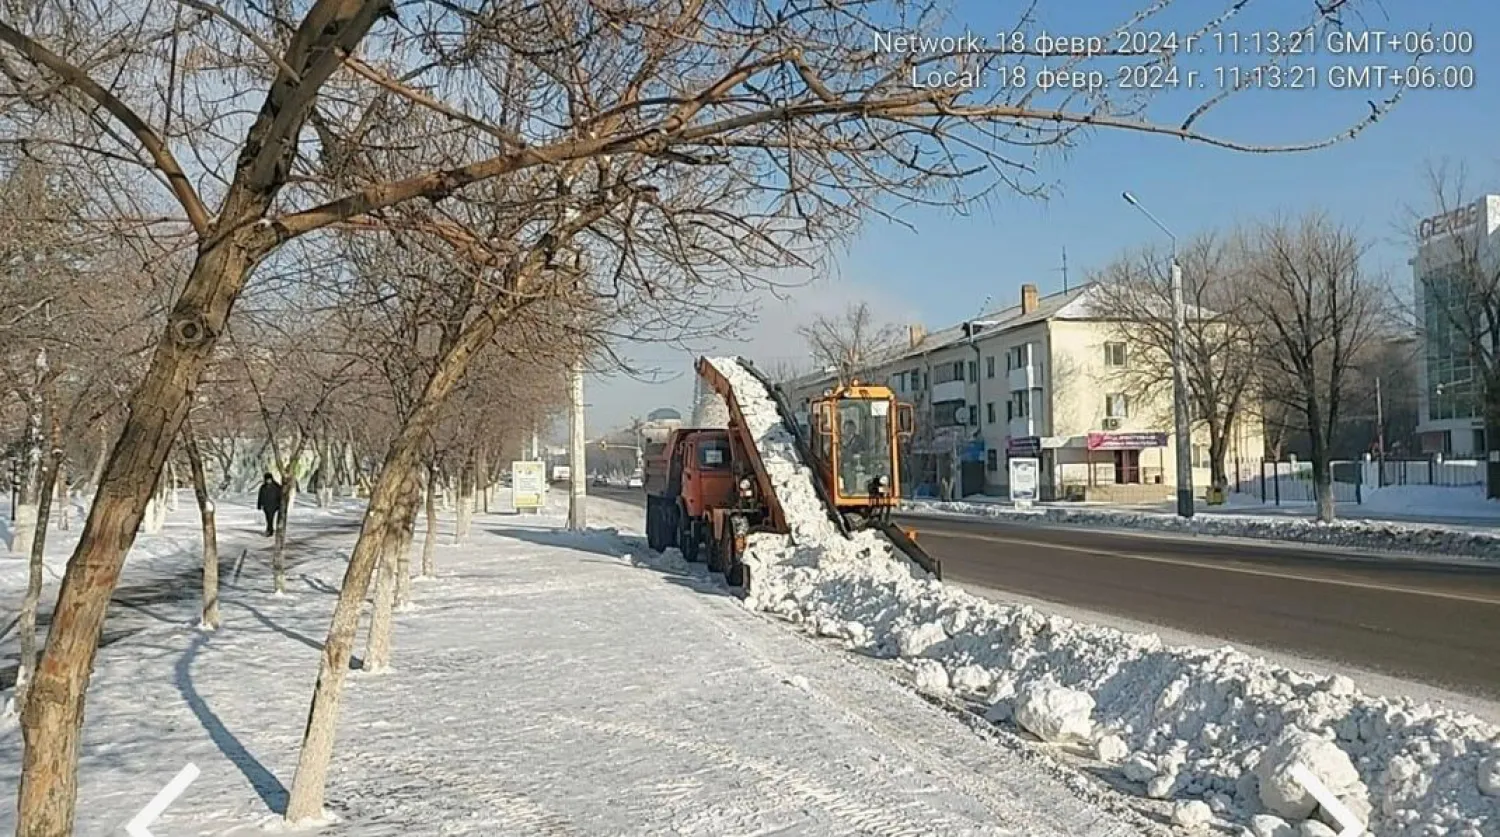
[781,283,1264,502]
[1412,195,1499,456]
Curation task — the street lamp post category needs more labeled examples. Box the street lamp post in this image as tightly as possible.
[1123,191,1194,519]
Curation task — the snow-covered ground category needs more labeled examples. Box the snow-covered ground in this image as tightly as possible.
[1,491,1164,836]
[904,485,1500,563]
[706,357,1500,837]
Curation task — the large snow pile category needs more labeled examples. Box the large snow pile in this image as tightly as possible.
[703,358,1500,837]
[908,500,1500,562]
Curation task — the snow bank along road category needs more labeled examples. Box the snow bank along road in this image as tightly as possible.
[620,356,1500,837]
[0,503,1149,836]
[594,485,1500,701]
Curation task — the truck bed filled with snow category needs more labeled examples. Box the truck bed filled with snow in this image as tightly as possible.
[703,357,1500,837]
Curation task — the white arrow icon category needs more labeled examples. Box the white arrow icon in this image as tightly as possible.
[1289,761,1368,837]
[125,762,200,837]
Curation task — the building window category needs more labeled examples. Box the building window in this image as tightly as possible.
[1104,341,1127,367]
[968,404,978,426]
[952,361,964,379]
[1106,393,1129,418]
[1011,390,1029,419]
[986,402,996,424]
[910,369,922,389]
[986,356,995,378]
[1008,344,1031,371]
[986,449,999,472]
[968,360,978,382]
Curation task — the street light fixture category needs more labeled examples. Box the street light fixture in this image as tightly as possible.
[1123,191,1195,519]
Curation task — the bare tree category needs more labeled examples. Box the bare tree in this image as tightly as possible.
[0,0,1405,828]
[1244,214,1383,521]
[1088,232,1259,491]
[1405,162,1500,496]
[797,303,901,384]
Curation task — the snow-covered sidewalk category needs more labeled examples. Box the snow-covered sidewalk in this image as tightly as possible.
[0,498,1151,836]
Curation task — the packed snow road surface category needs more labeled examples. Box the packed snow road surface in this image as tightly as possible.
[0,499,1147,836]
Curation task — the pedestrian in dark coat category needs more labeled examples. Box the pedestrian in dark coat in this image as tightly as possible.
[257,473,283,536]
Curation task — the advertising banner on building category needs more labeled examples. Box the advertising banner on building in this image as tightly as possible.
[1008,457,1039,507]
[1086,431,1168,451]
[1007,436,1042,456]
[511,461,546,512]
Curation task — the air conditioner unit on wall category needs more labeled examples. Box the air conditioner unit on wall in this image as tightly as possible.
[1102,417,1122,430]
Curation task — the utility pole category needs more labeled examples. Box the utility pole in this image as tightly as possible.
[1124,191,1194,518]
[567,357,587,530]
[1375,376,1386,487]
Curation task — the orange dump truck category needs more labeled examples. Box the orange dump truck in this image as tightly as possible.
[644,356,940,589]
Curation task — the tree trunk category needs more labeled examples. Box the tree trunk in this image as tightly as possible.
[454,459,474,545]
[394,477,418,608]
[17,240,255,836]
[1207,415,1230,493]
[142,476,165,535]
[477,445,489,513]
[12,406,60,718]
[285,393,469,821]
[1309,428,1335,523]
[421,464,438,577]
[89,425,108,494]
[54,461,70,532]
[183,426,220,631]
[362,539,398,673]
[167,460,181,511]
[11,390,43,557]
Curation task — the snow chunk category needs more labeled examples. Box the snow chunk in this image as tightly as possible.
[1253,729,1367,822]
[896,621,948,657]
[1171,799,1213,828]
[1013,682,1094,745]
[1094,734,1129,764]
[949,664,993,697]
[911,659,950,695]
[1248,813,1295,837]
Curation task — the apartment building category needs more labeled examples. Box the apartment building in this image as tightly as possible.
[780,283,1264,501]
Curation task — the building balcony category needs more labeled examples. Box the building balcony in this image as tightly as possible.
[1008,361,1040,391]
[931,379,967,404]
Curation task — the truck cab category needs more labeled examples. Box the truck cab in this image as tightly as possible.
[644,428,737,558]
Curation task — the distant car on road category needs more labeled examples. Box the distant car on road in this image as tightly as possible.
[626,474,643,488]
[592,474,609,487]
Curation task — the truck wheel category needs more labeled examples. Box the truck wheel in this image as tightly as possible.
[679,516,701,562]
[645,497,660,550]
[708,526,727,574]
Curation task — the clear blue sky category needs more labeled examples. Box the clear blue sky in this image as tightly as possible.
[580,0,1498,438]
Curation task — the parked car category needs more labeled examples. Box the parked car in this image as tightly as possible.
[626,474,643,488]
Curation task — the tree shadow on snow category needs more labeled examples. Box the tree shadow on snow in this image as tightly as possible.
[484,525,626,559]
[174,632,290,815]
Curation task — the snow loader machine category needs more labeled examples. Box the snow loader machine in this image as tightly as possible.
[643,356,940,588]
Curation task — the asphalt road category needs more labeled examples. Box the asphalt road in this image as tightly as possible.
[588,486,1500,699]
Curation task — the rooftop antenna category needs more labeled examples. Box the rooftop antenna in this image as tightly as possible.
[1059,247,1070,292]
